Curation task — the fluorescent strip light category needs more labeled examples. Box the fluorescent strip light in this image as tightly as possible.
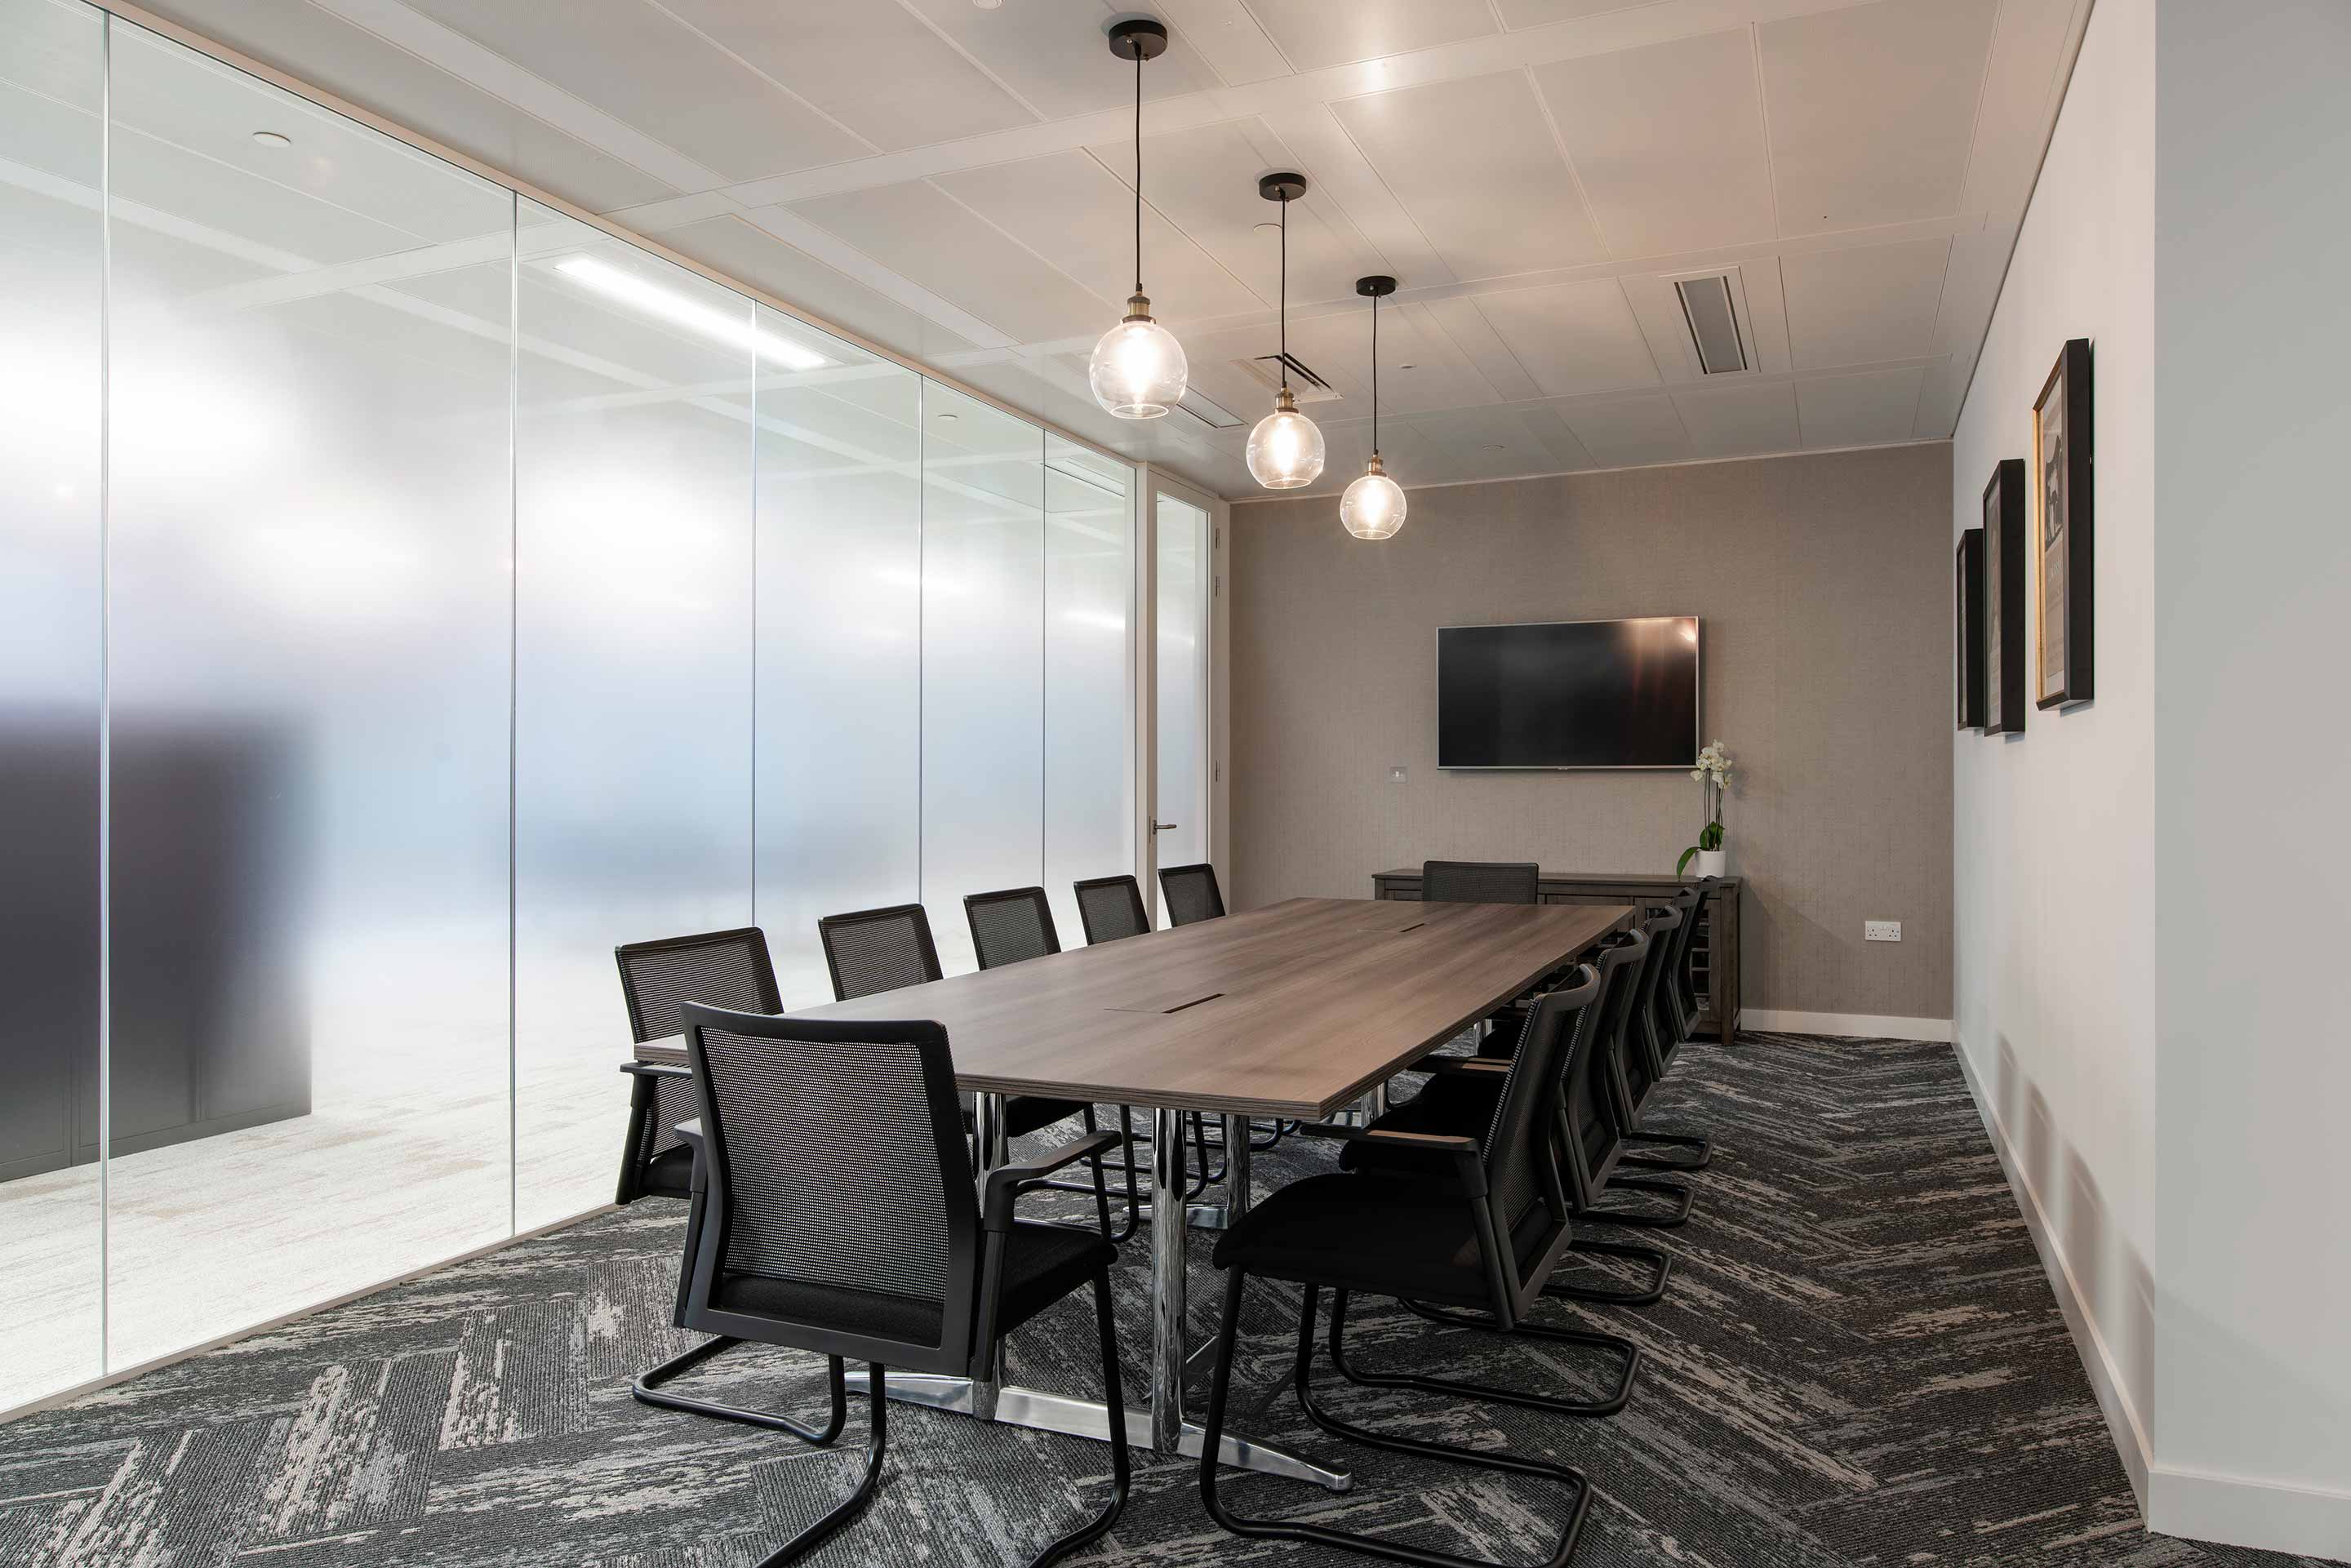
[556,256,830,371]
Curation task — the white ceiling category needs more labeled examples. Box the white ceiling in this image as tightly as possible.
[131,0,2091,500]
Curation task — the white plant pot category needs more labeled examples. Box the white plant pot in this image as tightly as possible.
[1694,848,1728,878]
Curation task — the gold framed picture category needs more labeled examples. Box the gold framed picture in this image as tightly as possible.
[2033,338,2094,708]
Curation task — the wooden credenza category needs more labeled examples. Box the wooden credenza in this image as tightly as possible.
[1370,868,1743,1043]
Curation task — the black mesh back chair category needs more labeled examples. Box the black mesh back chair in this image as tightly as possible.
[1647,885,1705,1068]
[1589,907,1704,1213]
[963,887,1142,1241]
[614,928,780,1205]
[637,1006,1129,1567]
[819,903,1100,1162]
[1197,972,1617,1568]
[1420,859,1540,904]
[1073,873,1152,944]
[1158,862,1226,926]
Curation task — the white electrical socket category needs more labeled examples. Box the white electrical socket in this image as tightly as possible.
[1864,921,1902,943]
[1389,766,1407,783]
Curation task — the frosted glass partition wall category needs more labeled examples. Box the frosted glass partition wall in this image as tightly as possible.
[0,0,105,1410]
[513,202,757,1230]
[753,317,923,1007]
[1154,495,1211,924]
[0,2,1136,1415]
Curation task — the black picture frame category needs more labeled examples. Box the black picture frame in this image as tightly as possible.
[1984,459,2028,735]
[2033,337,2095,707]
[1955,527,1986,730]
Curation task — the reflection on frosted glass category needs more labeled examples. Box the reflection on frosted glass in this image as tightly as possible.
[755,311,921,1006]
[514,203,755,1228]
[1047,440,1133,944]
[0,0,104,1410]
[101,20,513,1369]
[1154,495,1209,923]
[922,387,1044,974]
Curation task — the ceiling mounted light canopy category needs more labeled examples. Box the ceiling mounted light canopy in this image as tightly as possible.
[1245,171,1325,491]
[1087,18,1186,420]
[1340,274,1405,540]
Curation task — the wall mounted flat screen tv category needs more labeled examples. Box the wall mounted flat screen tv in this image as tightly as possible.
[1437,617,1700,770]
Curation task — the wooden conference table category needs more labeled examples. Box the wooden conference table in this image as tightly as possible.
[638,895,1630,1490]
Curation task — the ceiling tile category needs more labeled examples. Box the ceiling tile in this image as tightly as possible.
[1794,366,1926,447]
[1779,236,1949,370]
[1328,70,1605,280]
[1761,0,2000,233]
[1671,380,1799,457]
[787,180,1106,345]
[1561,393,1691,468]
[896,0,1230,121]
[1469,280,1660,398]
[1496,0,1672,28]
[1234,0,1499,73]
[1533,29,1775,258]
[932,149,1262,325]
[395,0,870,181]
[655,0,1034,152]
[1154,0,1293,86]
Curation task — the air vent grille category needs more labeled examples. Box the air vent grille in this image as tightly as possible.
[1234,353,1341,404]
[1674,274,1748,375]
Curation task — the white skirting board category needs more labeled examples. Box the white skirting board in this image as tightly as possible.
[1739,1009,1951,1042]
[1953,1036,2351,1560]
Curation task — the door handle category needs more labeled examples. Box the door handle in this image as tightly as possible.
[1151,820,1179,832]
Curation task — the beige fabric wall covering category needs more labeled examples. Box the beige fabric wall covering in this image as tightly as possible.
[1229,444,1953,1022]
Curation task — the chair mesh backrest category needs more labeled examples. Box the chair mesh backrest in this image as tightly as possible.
[1158,863,1226,926]
[965,886,1060,970]
[818,904,942,1002]
[1421,860,1540,904]
[1073,875,1151,944]
[1478,966,1598,1277]
[689,1009,970,1313]
[1678,877,1717,1010]
[1567,931,1649,1188]
[616,930,780,1164]
[615,928,780,1045]
[1620,906,1682,1104]
[1652,886,1703,1045]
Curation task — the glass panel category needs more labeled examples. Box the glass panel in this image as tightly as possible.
[100,19,514,1368]
[513,202,755,1228]
[0,0,104,1410]
[1153,492,1210,924]
[753,314,921,1006]
[1045,438,1133,946]
[921,386,1043,974]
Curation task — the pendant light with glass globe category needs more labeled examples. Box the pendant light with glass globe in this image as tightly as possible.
[1087,19,1186,419]
[1245,172,1326,489]
[1340,275,1407,540]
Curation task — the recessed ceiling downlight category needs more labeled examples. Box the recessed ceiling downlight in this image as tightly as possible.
[251,131,290,148]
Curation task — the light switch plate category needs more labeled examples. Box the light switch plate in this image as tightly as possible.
[1864,921,1901,943]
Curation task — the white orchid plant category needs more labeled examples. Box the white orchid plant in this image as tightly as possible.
[1676,739,1733,877]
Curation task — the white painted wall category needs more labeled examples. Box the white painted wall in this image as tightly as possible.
[1949,0,2159,1494]
[1957,0,2351,1555]
[2149,0,2351,1552]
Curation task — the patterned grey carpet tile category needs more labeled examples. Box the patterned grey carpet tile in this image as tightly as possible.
[2,1032,2337,1568]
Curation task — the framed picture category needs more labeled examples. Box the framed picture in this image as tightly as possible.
[2033,338,2095,707]
[1955,527,1985,729]
[1984,458,2027,735]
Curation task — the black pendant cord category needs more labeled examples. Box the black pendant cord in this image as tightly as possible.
[1131,53,1143,298]
[1278,195,1290,392]
[1369,289,1380,457]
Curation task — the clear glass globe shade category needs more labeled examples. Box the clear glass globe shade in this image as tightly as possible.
[1340,467,1407,540]
[1087,313,1186,418]
[1245,404,1326,489]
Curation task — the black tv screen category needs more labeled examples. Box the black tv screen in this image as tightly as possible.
[1437,618,1700,769]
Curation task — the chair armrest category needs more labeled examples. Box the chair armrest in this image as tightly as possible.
[1417,1056,1511,1078]
[1294,1122,1488,1196]
[981,1130,1122,1233]
[671,1119,706,1193]
[619,1059,691,1080]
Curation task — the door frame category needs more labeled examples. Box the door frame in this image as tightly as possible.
[1132,467,1229,915]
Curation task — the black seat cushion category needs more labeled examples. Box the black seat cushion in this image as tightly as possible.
[713,1219,1112,1348]
[1210,1172,1555,1309]
[958,1094,1090,1139]
[642,1144,696,1200]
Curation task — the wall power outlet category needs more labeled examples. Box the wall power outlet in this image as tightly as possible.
[1864,921,1902,942]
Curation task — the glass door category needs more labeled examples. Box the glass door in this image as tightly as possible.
[1144,476,1221,926]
